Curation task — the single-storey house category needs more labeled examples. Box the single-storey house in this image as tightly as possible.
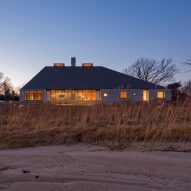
[20,57,171,103]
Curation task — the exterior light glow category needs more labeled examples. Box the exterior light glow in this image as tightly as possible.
[104,93,108,97]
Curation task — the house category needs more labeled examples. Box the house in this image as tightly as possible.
[20,57,171,104]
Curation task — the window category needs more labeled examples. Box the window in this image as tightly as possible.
[75,90,97,101]
[120,91,128,99]
[49,90,72,101]
[143,90,149,101]
[47,90,98,102]
[157,91,165,99]
[25,91,42,100]
[46,90,51,101]
[82,63,93,67]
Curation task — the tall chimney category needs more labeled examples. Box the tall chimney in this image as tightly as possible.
[71,57,76,67]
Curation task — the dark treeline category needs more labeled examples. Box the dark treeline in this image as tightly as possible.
[0,72,19,101]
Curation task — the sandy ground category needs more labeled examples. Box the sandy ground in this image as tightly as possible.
[0,144,191,191]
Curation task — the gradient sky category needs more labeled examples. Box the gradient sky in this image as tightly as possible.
[0,0,191,88]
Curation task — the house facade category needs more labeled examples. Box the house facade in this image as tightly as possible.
[20,58,171,104]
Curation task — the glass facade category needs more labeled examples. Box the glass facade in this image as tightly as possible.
[47,90,72,102]
[23,89,167,102]
[46,90,98,102]
[25,90,42,100]
[75,90,97,101]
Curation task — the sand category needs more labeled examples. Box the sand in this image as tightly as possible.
[0,144,191,191]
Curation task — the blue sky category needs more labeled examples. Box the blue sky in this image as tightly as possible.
[0,0,191,87]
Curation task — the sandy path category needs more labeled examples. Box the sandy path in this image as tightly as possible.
[0,144,191,191]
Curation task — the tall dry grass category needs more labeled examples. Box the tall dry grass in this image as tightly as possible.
[0,100,191,149]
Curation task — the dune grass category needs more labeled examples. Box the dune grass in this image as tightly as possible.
[0,100,191,149]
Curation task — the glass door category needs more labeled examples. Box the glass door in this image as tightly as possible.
[143,90,149,102]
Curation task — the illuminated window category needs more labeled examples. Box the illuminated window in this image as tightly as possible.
[46,90,51,100]
[143,90,149,101]
[49,90,72,101]
[25,91,30,100]
[157,91,165,99]
[82,63,93,67]
[75,90,97,101]
[120,91,128,99]
[54,63,65,67]
[25,90,42,100]
[46,90,98,102]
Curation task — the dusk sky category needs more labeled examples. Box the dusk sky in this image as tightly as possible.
[0,0,191,88]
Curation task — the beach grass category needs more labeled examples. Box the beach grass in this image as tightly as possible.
[0,100,190,149]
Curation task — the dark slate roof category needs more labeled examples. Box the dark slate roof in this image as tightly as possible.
[21,66,164,90]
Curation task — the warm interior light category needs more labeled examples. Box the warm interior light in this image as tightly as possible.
[54,63,65,67]
[157,91,165,99]
[47,90,98,101]
[120,91,128,99]
[143,90,149,101]
[25,90,42,100]
[82,63,93,67]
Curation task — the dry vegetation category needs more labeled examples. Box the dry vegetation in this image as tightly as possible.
[0,100,191,149]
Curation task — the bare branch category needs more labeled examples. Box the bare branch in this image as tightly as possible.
[0,72,4,93]
[181,80,191,96]
[125,58,178,85]
[184,57,191,66]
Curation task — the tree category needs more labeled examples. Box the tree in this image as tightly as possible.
[2,78,13,101]
[183,58,191,73]
[184,57,191,66]
[167,82,182,101]
[0,74,15,101]
[182,80,191,96]
[0,72,4,94]
[124,58,178,85]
